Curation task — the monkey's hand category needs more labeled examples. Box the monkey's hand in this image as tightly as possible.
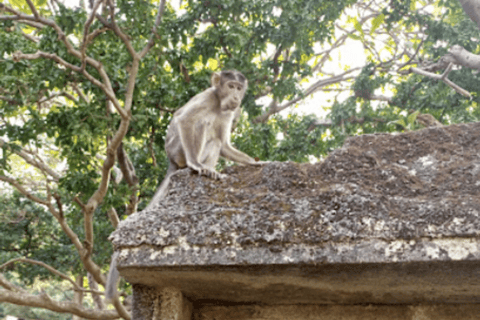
[200,168,226,180]
[251,160,269,166]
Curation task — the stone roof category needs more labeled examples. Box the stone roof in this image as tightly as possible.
[110,121,480,305]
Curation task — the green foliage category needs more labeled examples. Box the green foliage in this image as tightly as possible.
[0,1,359,305]
[0,193,81,283]
[2,0,480,317]
[332,0,480,139]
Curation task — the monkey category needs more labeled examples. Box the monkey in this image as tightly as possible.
[145,69,262,210]
[105,70,263,302]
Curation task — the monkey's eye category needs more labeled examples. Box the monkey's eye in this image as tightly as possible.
[228,84,235,89]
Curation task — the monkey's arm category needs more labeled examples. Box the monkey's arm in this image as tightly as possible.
[220,143,258,165]
[145,160,178,210]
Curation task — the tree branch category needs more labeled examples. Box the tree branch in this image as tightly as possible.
[0,258,103,295]
[0,274,26,293]
[103,0,137,58]
[87,273,105,310]
[0,175,51,206]
[12,51,128,119]
[80,0,104,71]
[253,67,361,123]
[139,0,167,58]
[0,139,61,181]
[108,208,120,229]
[0,289,120,320]
[25,0,40,19]
[410,66,471,98]
[0,3,125,117]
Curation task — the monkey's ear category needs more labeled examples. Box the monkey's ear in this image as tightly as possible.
[211,72,221,88]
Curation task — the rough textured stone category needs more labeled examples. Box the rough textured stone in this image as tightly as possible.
[195,304,480,320]
[110,122,480,306]
[157,287,192,320]
[131,284,157,320]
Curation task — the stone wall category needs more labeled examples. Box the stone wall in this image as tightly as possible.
[110,122,480,319]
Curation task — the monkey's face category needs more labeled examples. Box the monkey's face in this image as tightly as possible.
[220,80,245,111]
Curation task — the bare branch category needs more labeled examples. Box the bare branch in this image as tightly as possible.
[0,139,61,181]
[17,19,44,29]
[12,50,127,118]
[39,92,78,104]
[103,0,137,58]
[25,0,40,19]
[314,13,377,73]
[107,208,120,229]
[73,196,87,211]
[0,175,51,206]
[96,154,123,183]
[139,0,167,58]
[0,3,124,116]
[86,27,109,44]
[72,83,90,103]
[80,0,104,71]
[0,289,120,319]
[72,275,84,320]
[447,44,480,69]
[20,30,40,42]
[253,67,361,123]
[397,37,426,71]
[0,175,106,296]
[410,67,472,98]
[440,62,454,80]
[87,273,105,310]
[0,258,103,295]
[0,274,26,293]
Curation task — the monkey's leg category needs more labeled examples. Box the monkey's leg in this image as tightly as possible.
[200,139,224,179]
[145,160,178,210]
[177,121,209,173]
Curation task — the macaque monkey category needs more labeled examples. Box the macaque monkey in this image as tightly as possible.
[105,70,262,302]
[145,69,261,210]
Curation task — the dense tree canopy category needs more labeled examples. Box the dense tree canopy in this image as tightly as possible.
[1,0,479,318]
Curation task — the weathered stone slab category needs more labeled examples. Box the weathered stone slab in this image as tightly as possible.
[110,122,480,305]
[196,304,480,320]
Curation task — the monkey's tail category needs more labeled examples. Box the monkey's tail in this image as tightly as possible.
[145,161,178,210]
[105,251,120,303]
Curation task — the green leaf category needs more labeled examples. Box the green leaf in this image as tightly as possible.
[387,119,407,129]
[407,110,420,125]
[353,18,364,35]
[348,33,362,40]
[371,13,385,34]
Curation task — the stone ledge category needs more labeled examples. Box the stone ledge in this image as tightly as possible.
[196,304,480,320]
[110,121,480,306]
[116,237,480,267]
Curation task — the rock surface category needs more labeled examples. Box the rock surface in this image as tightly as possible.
[110,121,480,305]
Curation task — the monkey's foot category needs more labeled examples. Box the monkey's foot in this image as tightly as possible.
[199,168,225,180]
[189,166,224,180]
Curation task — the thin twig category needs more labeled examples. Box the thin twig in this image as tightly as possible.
[410,66,471,98]
[0,258,103,295]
